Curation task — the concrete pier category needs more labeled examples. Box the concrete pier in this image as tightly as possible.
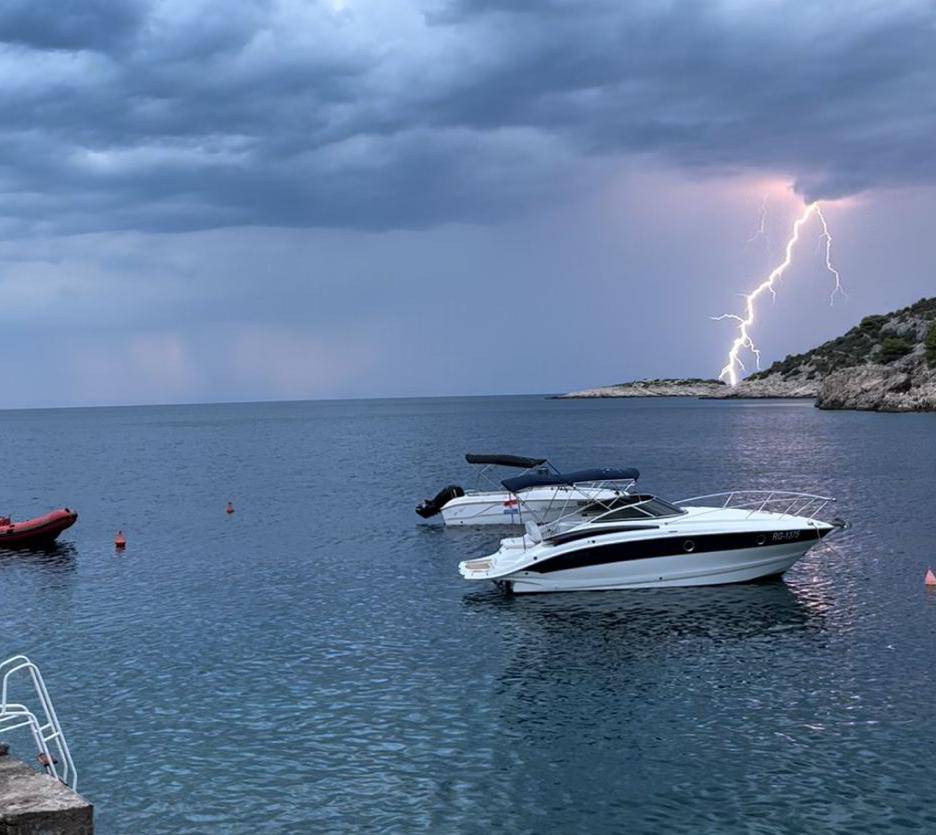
[0,744,92,834]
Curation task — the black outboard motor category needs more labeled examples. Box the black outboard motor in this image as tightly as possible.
[416,484,465,519]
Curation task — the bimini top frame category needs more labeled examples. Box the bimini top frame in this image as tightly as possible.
[502,467,640,494]
[465,453,549,469]
[464,452,558,494]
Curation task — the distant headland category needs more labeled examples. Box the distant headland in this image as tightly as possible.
[559,297,936,412]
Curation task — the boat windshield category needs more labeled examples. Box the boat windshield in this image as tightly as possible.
[586,494,686,522]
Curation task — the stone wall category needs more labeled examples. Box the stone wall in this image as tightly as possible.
[0,745,92,835]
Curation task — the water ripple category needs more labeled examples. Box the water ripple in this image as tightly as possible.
[0,398,933,832]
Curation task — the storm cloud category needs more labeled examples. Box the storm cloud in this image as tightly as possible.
[1,0,935,236]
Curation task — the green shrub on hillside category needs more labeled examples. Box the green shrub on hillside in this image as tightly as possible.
[859,315,886,335]
[742,297,936,381]
[926,322,936,369]
[905,297,936,318]
[878,337,914,364]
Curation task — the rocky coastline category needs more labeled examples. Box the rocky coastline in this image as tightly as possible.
[558,377,818,400]
[816,362,936,412]
[558,378,726,398]
[559,297,936,412]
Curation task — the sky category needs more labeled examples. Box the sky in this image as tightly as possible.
[1,0,935,407]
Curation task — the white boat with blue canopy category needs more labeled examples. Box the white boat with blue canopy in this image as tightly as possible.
[459,470,845,592]
[416,455,633,526]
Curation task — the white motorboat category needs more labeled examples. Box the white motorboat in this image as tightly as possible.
[459,470,845,593]
[416,454,627,526]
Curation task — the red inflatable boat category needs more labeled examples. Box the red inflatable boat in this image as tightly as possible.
[0,509,78,548]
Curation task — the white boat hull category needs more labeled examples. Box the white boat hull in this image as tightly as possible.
[505,540,814,593]
[460,506,836,592]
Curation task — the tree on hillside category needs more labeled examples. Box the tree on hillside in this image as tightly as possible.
[925,322,936,369]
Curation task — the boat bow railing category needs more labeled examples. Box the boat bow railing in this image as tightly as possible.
[0,655,77,791]
[675,490,836,521]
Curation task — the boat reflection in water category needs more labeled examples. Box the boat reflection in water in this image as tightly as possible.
[463,578,834,728]
[465,578,831,651]
[0,541,78,572]
[457,579,837,829]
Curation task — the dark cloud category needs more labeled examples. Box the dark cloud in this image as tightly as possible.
[432,0,936,201]
[0,0,144,52]
[0,0,934,235]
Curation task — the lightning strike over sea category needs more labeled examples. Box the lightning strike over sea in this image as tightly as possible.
[714,201,844,386]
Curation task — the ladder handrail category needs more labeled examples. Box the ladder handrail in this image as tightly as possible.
[0,656,78,791]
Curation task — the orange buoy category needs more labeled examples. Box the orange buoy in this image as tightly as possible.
[925,568,936,587]
[226,502,235,515]
[114,530,126,549]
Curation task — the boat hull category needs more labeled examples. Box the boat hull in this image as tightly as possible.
[505,539,819,593]
[441,496,553,526]
[0,509,78,549]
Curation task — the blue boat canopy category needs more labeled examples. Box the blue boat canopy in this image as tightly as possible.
[502,467,639,493]
[465,453,547,469]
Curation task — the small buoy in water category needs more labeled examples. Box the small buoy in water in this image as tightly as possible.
[114,530,126,549]
[226,502,235,515]
[926,568,936,587]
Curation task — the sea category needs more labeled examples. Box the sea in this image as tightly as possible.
[0,396,934,833]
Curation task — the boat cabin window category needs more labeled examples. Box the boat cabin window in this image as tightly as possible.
[597,503,649,521]
[639,496,685,517]
[593,494,685,521]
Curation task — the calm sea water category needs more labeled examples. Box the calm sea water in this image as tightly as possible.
[1,396,934,833]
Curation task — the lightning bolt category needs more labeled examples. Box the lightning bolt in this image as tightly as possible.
[815,204,845,304]
[714,201,844,386]
[745,195,770,245]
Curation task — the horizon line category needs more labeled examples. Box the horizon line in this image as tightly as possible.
[0,391,568,414]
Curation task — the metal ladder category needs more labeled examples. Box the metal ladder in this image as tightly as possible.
[0,655,78,791]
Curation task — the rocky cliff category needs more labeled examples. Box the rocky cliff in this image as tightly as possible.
[816,363,936,411]
[561,297,936,411]
[751,296,936,411]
